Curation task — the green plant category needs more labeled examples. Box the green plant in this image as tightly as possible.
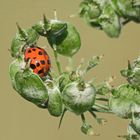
[79,0,140,37]
[9,1,140,139]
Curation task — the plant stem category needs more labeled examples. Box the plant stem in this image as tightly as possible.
[91,107,113,114]
[81,114,86,123]
[89,110,97,119]
[94,103,109,111]
[53,50,62,75]
[95,97,109,102]
[52,42,62,75]
[68,57,74,71]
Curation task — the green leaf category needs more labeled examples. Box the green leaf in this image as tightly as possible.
[48,20,67,37]
[32,21,46,36]
[10,35,25,57]
[99,3,121,37]
[110,84,140,118]
[86,55,102,72]
[15,69,48,108]
[9,57,25,91]
[26,28,39,44]
[11,28,39,58]
[112,0,140,22]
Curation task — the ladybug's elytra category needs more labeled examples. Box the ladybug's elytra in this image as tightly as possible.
[24,46,51,78]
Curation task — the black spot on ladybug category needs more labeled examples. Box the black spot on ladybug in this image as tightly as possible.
[33,48,36,51]
[28,50,32,53]
[33,57,37,59]
[30,64,36,69]
[36,62,40,67]
[40,60,45,65]
[47,59,51,64]
[38,51,43,55]
[38,68,44,74]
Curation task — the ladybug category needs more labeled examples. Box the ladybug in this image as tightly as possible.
[24,46,51,78]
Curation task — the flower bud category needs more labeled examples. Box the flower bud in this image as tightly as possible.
[11,27,39,58]
[62,81,96,115]
[81,122,94,135]
[45,80,63,117]
[46,20,81,57]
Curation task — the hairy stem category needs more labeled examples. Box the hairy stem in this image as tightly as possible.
[95,97,109,102]
[53,50,62,75]
[81,114,86,123]
[94,103,110,111]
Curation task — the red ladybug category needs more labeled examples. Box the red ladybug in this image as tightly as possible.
[24,46,51,78]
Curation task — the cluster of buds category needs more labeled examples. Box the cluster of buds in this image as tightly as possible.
[9,10,140,138]
[9,14,110,135]
[79,0,140,37]
[109,56,140,139]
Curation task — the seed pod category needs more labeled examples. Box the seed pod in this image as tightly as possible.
[14,69,48,108]
[62,81,96,115]
[46,20,81,57]
[11,27,39,58]
[109,84,140,118]
[45,80,63,117]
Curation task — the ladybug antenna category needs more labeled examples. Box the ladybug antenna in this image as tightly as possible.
[16,22,27,39]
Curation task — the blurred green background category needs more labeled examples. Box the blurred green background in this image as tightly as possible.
[0,0,140,140]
